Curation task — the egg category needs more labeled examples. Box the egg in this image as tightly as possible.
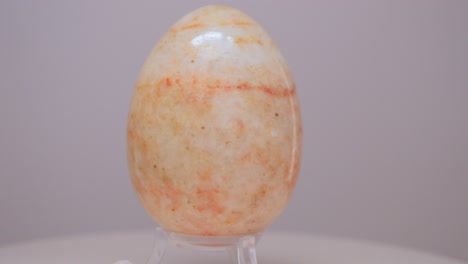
[127,5,302,236]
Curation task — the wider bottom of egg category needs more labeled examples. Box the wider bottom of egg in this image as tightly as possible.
[127,82,300,236]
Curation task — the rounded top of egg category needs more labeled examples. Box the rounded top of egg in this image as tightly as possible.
[137,5,294,95]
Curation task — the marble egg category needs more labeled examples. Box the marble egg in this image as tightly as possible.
[127,5,302,236]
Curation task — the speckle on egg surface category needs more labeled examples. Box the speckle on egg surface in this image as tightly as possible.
[127,5,302,236]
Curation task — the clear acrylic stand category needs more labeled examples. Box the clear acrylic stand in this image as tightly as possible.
[114,227,261,264]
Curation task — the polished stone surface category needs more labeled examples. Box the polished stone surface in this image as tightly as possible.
[127,5,302,236]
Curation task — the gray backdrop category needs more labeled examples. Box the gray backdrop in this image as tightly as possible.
[1,0,467,262]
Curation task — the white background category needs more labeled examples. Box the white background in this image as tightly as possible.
[1,0,467,262]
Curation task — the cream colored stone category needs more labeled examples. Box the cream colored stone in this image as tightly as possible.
[127,5,301,236]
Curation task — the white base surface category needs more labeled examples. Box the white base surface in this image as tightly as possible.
[0,230,466,264]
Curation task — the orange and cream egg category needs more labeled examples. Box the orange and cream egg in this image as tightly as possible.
[127,5,302,236]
